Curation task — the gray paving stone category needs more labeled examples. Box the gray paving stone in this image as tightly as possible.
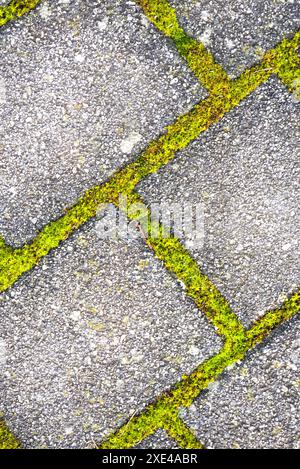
[135,429,179,449]
[0,0,299,451]
[0,219,221,448]
[0,0,204,247]
[138,78,300,326]
[180,316,300,449]
[171,0,300,77]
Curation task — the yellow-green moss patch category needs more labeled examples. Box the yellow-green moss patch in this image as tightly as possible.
[99,289,299,449]
[135,0,231,94]
[0,418,21,449]
[0,0,299,450]
[0,0,40,28]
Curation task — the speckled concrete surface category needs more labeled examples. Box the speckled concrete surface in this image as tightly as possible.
[0,220,221,448]
[170,0,300,77]
[181,317,300,449]
[0,0,299,451]
[0,0,204,247]
[135,429,179,449]
[138,78,300,326]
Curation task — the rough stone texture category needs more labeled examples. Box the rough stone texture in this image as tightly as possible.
[135,429,179,449]
[0,0,204,247]
[138,78,300,326]
[171,0,300,77]
[181,316,300,449]
[0,220,221,448]
[0,0,299,451]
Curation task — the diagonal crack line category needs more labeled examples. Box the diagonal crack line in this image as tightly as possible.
[99,291,299,449]
[0,30,299,294]
[0,0,299,450]
[135,0,231,95]
[0,0,40,28]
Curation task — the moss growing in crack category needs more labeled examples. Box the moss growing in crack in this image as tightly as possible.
[246,291,300,348]
[147,235,244,338]
[0,28,298,294]
[230,31,300,105]
[99,345,238,449]
[136,0,183,39]
[0,184,112,292]
[136,0,231,94]
[121,195,244,339]
[0,418,21,449]
[100,289,299,449]
[0,0,40,28]
[0,0,299,449]
[276,35,300,93]
[162,413,204,449]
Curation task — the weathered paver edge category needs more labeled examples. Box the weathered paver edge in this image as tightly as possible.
[0,0,299,449]
[99,1,300,449]
[99,246,299,449]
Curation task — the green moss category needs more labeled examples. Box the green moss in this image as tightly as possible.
[0,29,299,294]
[135,0,231,94]
[231,32,300,104]
[0,0,299,450]
[100,288,299,449]
[0,0,40,28]
[0,3,298,296]
[162,413,204,449]
[124,198,245,338]
[100,185,300,448]
[136,0,183,39]
[0,419,21,449]
[276,41,300,94]
[147,235,244,339]
[246,291,300,348]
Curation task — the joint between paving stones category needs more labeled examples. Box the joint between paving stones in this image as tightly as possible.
[99,290,299,449]
[135,0,231,95]
[1,29,299,296]
[0,0,299,450]
[161,413,205,449]
[123,193,245,340]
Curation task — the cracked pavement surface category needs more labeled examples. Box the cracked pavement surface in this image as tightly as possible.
[0,0,204,246]
[171,0,300,77]
[0,0,299,449]
[139,78,300,326]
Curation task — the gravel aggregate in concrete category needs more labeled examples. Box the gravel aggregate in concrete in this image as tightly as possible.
[181,316,300,448]
[171,0,300,77]
[0,220,221,448]
[0,0,204,247]
[0,0,299,450]
[138,78,300,325]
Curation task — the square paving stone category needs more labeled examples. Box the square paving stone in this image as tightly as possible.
[0,220,221,448]
[0,0,204,246]
[138,78,300,326]
[180,317,300,449]
[171,0,300,77]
